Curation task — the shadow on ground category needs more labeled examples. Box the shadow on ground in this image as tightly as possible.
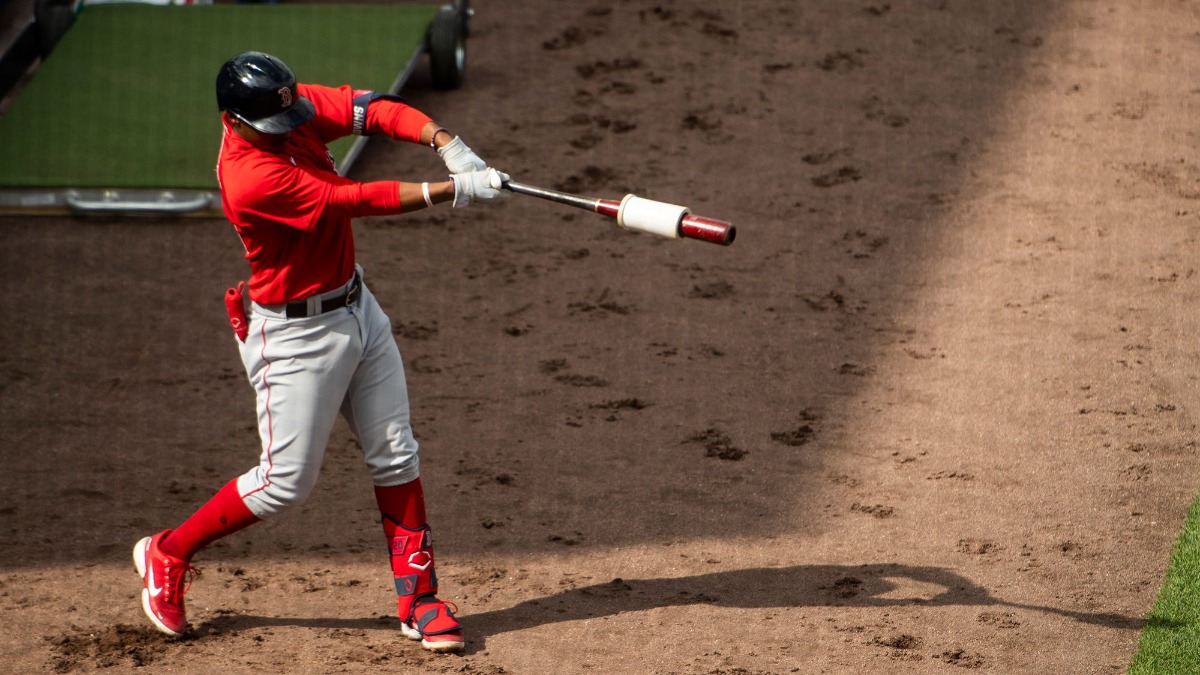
[185,562,1142,640]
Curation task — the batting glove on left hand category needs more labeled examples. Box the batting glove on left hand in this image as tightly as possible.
[451,168,510,208]
[437,136,487,174]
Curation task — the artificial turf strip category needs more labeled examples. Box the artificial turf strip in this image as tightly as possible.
[0,3,438,190]
[1128,493,1200,674]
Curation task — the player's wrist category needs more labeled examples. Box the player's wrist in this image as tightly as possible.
[434,180,454,202]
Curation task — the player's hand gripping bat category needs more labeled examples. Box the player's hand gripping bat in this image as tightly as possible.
[501,180,736,246]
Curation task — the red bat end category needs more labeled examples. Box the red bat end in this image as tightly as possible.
[680,214,736,246]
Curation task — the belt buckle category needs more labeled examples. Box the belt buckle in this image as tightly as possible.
[345,277,361,307]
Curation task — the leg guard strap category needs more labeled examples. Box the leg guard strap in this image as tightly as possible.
[411,594,462,636]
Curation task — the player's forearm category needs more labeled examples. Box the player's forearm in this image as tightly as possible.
[327,179,456,218]
[364,99,433,143]
[399,180,455,210]
[420,121,454,151]
[327,180,403,218]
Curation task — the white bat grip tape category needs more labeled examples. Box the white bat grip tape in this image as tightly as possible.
[617,195,688,239]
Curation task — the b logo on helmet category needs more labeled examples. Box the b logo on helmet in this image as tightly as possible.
[278,87,293,108]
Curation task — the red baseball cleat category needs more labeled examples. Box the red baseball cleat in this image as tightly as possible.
[400,595,465,652]
[133,530,200,637]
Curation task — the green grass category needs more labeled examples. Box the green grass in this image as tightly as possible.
[1129,494,1200,673]
[0,3,438,189]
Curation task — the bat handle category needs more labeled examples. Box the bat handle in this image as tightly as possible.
[502,180,606,212]
[680,213,737,246]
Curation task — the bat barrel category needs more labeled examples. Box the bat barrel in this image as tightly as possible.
[680,213,736,246]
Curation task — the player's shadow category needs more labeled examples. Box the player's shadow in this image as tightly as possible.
[193,562,1144,650]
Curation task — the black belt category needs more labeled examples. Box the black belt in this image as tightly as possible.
[285,274,361,318]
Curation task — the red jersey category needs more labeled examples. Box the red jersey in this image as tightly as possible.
[217,83,433,304]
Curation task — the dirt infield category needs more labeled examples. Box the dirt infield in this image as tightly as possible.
[3,0,1199,672]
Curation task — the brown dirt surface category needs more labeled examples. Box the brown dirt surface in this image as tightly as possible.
[2,0,1198,673]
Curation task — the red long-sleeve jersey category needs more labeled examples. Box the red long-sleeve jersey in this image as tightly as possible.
[216,83,433,304]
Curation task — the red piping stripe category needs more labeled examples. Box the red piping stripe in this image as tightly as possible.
[243,320,275,499]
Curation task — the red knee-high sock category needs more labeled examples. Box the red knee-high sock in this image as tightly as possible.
[159,479,260,561]
[373,477,427,529]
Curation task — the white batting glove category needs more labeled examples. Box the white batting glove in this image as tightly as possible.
[451,168,510,208]
[437,136,487,174]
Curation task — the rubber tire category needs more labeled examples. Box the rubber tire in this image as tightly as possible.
[34,0,75,58]
[429,5,465,91]
[456,0,471,38]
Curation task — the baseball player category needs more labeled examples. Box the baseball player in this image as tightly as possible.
[132,51,507,653]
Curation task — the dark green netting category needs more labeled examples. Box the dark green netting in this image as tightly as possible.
[0,3,438,189]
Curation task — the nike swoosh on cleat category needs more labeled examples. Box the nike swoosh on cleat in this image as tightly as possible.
[148,566,163,597]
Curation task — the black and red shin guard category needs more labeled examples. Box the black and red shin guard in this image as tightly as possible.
[381,516,462,640]
[382,518,436,617]
[375,481,462,640]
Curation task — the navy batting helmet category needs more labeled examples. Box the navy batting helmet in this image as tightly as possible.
[216,51,315,134]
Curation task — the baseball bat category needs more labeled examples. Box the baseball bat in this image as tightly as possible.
[502,180,736,246]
